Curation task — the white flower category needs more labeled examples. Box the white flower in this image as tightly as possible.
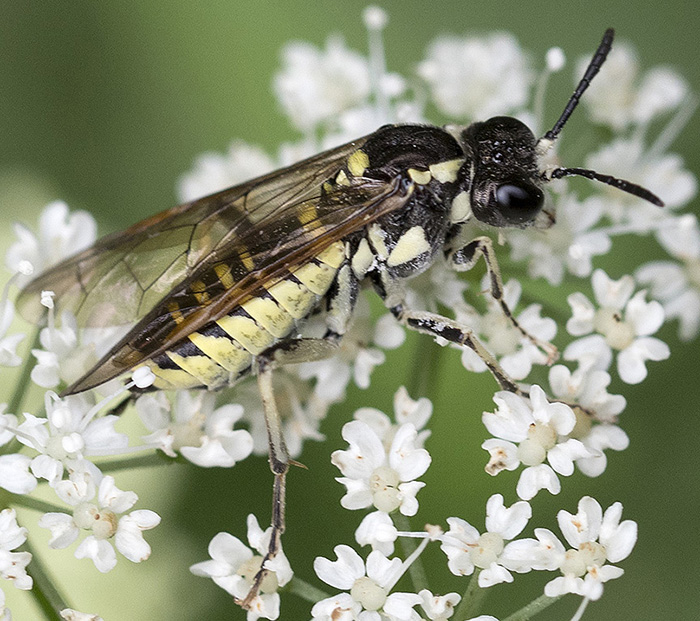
[177,141,276,202]
[0,453,36,495]
[137,391,253,467]
[190,514,292,621]
[5,201,96,288]
[459,279,556,380]
[417,589,460,620]
[353,386,432,451]
[418,33,533,120]
[565,269,670,384]
[39,472,160,573]
[274,37,371,133]
[0,406,18,449]
[15,392,128,486]
[0,299,23,367]
[543,497,637,601]
[332,420,430,515]
[458,293,549,374]
[60,609,104,621]
[481,386,591,500]
[440,494,532,587]
[313,545,421,621]
[508,194,611,286]
[636,214,700,340]
[578,41,688,130]
[355,511,399,556]
[548,365,628,477]
[0,508,32,590]
[404,257,471,315]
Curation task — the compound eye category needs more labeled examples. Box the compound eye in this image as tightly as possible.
[495,183,544,223]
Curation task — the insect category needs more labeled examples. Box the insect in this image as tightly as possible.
[17,29,661,608]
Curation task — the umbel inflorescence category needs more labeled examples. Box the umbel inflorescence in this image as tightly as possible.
[0,6,697,621]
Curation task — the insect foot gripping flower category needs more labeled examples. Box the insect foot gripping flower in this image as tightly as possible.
[565,269,670,384]
[39,471,160,573]
[190,515,293,621]
[482,386,591,500]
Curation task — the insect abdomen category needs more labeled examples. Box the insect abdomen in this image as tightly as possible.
[140,241,346,390]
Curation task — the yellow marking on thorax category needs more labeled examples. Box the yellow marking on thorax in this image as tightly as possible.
[190,280,210,304]
[429,158,463,183]
[188,332,253,374]
[368,224,389,260]
[450,191,472,223]
[214,262,235,289]
[347,149,370,177]
[216,314,276,355]
[267,278,318,319]
[387,226,431,267]
[351,238,375,278]
[408,168,432,185]
[167,301,185,324]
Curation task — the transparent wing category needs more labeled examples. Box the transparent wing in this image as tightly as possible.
[16,134,415,394]
[17,137,368,328]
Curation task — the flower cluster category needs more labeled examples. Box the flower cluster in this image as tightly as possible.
[0,5,696,620]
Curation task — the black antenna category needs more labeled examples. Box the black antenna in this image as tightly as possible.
[543,28,615,142]
[549,167,664,206]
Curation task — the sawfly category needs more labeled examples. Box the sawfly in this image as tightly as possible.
[17,28,662,607]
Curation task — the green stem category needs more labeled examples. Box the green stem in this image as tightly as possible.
[286,576,330,603]
[407,335,442,398]
[10,495,65,515]
[8,327,41,415]
[454,570,487,620]
[394,514,428,592]
[503,594,562,621]
[97,453,171,472]
[23,535,68,620]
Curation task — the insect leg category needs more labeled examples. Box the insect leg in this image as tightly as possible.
[447,236,558,363]
[238,356,289,610]
[268,332,342,366]
[391,304,525,396]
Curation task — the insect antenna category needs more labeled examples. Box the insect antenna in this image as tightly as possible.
[542,28,615,143]
[537,28,664,207]
[549,166,664,206]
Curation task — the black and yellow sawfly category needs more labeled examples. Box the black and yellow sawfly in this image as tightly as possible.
[17,29,661,608]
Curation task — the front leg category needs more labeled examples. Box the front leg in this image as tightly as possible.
[391,304,526,396]
[447,236,558,364]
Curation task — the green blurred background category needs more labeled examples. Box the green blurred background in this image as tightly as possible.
[1,1,698,619]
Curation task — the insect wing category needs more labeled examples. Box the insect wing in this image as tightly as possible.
[65,174,410,393]
[15,133,416,394]
[16,138,368,329]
